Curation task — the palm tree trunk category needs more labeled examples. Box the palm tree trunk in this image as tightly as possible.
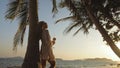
[22,0,40,68]
[83,0,120,58]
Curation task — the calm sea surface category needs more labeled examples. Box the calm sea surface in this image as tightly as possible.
[0,57,119,68]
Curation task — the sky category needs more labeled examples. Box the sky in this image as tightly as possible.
[0,0,120,61]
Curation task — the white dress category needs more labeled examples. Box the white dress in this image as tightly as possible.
[40,30,55,61]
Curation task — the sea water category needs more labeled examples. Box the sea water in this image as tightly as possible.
[0,57,119,68]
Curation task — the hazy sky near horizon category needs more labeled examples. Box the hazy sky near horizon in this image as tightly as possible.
[0,0,120,61]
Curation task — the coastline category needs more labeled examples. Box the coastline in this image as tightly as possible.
[1,57,119,68]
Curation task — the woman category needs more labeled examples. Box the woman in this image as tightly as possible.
[40,21,56,68]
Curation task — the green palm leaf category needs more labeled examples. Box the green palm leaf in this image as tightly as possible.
[57,0,93,35]
[52,0,58,17]
[5,0,19,20]
[5,0,28,50]
[56,0,120,42]
[56,16,76,23]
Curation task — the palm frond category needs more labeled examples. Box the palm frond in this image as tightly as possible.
[13,15,28,51]
[56,0,93,35]
[52,0,58,17]
[13,0,28,50]
[73,27,82,36]
[64,0,77,13]
[13,24,26,50]
[72,23,89,35]
[5,0,23,20]
[5,1,19,20]
[81,23,89,34]
[65,22,80,33]
[5,0,28,51]
[56,16,76,23]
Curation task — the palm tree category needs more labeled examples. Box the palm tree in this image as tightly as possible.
[21,0,40,68]
[5,0,57,68]
[82,0,120,57]
[5,0,40,67]
[56,0,120,58]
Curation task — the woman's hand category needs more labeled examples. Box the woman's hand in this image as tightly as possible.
[53,37,56,41]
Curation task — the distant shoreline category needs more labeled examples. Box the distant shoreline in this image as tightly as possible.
[0,57,119,68]
[0,56,118,61]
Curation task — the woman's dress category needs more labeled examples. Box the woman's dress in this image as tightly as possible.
[40,30,55,61]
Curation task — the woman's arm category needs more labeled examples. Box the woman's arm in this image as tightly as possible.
[46,30,56,46]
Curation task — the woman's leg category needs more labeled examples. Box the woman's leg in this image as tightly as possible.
[48,60,56,68]
[41,59,47,68]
